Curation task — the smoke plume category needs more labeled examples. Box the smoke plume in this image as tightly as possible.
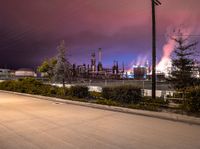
[156,26,195,74]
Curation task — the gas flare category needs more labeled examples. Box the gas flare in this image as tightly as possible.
[156,27,194,75]
[156,38,176,74]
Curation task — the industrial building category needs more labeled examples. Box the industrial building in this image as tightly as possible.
[133,66,147,80]
[0,69,13,79]
[72,48,123,80]
[0,68,37,79]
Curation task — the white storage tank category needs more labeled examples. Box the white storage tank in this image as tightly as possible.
[15,68,37,77]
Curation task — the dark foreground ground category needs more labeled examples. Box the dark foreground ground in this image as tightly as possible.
[0,92,200,149]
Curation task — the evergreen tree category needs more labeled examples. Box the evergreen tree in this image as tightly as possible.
[54,40,72,88]
[168,31,198,92]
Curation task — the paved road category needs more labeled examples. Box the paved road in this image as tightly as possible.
[0,92,200,149]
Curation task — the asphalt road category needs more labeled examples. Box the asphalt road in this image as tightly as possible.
[0,92,200,149]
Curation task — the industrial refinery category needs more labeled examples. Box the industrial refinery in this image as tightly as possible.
[70,48,168,81]
[71,48,123,80]
[0,47,199,81]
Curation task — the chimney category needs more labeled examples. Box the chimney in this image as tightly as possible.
[97,48,103,72]
[122,62,125,73]
[98,48,102,63]
[91,51,96,72]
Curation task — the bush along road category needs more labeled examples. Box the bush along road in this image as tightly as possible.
[0,78,199,115]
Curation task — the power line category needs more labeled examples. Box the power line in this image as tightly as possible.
[157,34,200,37]
[154,0,162,5]
[173,35,200,37]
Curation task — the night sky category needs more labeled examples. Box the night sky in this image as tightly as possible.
[0,0,200,70]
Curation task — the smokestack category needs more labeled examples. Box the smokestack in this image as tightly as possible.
[98,48,102,63]
[116,61,119,74]
[122,62,125,73]
[91,51,96,72]
[97,48,103,72]
[112,60,119,74]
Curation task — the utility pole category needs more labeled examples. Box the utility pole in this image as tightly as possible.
[151,0,161,99]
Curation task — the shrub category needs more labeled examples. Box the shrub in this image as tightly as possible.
[0,79,89,99]
[173,92,183,98]
[0,78,49,95]
[47,86,57,95]
[16,78,43,94]
[182,86,200,113]
[102,85,142,104]
[89,91,102,99]
[129,103,161,112]
[69,86,89,98]
[0,80,16,91]
[102,87,114,99]
[95,99,119,106]
[142,97,169,106]
[55,87,69,97]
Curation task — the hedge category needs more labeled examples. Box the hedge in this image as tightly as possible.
[0,78,66,97]
[102,85,142,104]
[0,79,89,99]
[0,79,171,113]
[69,86,89,98]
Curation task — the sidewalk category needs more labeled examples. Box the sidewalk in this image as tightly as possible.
[1,90,200,125]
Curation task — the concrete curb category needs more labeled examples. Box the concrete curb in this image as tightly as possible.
[1,90,200,125]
